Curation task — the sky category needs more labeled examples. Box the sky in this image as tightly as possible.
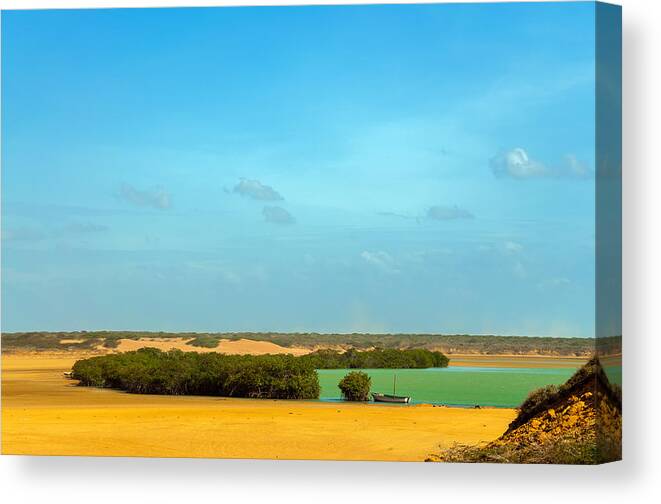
[1,3,599,336]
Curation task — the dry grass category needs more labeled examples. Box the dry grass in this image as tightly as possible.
[432,436,601,464]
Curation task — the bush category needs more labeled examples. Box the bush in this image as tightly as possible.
[72,348,320,399]
[338,371,371,401]
[518,384,559,417]
[188,335,220,348]
[302,348,449,369]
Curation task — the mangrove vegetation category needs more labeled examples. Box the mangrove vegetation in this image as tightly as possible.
[1,331,616,356]
[72,348,321,399]
[71,347,449,399]
[302,348,449,369]
[338,371,372,401]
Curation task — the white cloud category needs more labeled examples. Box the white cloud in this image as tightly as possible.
[490,148,547,179]
[360,250,399,274]
[490,148,593,179]
[262,205,295,225]
[378,205,474,222]
[563,154,591,177]
[377,211,418,221]
[512,261,527,279]
[119,183,171,209]
[233,178,283,201]
[504,241,523,254]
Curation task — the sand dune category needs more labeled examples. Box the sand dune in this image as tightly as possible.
[111,337,212,353]
[110,337,311,355]
[214,338,310,355]
[1,353,515,461]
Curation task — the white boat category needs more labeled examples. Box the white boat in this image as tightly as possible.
[372,392,411,404]
[372,374,411,403]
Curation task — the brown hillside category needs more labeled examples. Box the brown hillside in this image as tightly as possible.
[429,357,622,464]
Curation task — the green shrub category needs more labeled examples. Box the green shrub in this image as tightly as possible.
[188,336,220,348]
[519,384,559,417]
[338,371,371,401]
[301,348,449,369]
[72,348,320,399]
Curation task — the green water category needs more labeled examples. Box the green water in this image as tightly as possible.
[317,367,580,408]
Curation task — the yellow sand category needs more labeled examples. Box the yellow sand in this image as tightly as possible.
[109,337,310,355]
[214,338,310,355]
[1,353,515,461]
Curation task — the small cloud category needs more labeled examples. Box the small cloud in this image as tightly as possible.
[378,211,425,224]
[512,261,527,279]
[426,205,474,221]
[563,154,592,178]
[490,148,547,179]
[379,205,474,223]
[378,211,417,220]
[233,178,283,201]
[491,148,593,179]
[360,250,399,274]
[504,241,523,254]
[262,205,295,225]
[119,183,171,209]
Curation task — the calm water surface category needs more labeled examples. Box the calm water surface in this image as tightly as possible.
[317,366,581,408]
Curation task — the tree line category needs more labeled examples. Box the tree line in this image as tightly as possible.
[302,348,449,369]
[72,348,321,398]
[2,331,617,356]
[71,347,449,399]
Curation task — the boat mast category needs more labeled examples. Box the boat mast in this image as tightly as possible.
[393,374,396,395]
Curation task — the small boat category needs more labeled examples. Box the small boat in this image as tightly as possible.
[63,371,74,379]
[372,392,411,404]
[372,374,411,404]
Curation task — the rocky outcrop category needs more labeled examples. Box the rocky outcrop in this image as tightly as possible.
[429,357,622,464]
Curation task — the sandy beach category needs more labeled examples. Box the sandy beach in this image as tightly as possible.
[1,352,515,461]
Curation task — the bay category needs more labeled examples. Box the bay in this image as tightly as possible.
[317,366,579,408]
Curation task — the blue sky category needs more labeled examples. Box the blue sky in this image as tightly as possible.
[1,3,598,336]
